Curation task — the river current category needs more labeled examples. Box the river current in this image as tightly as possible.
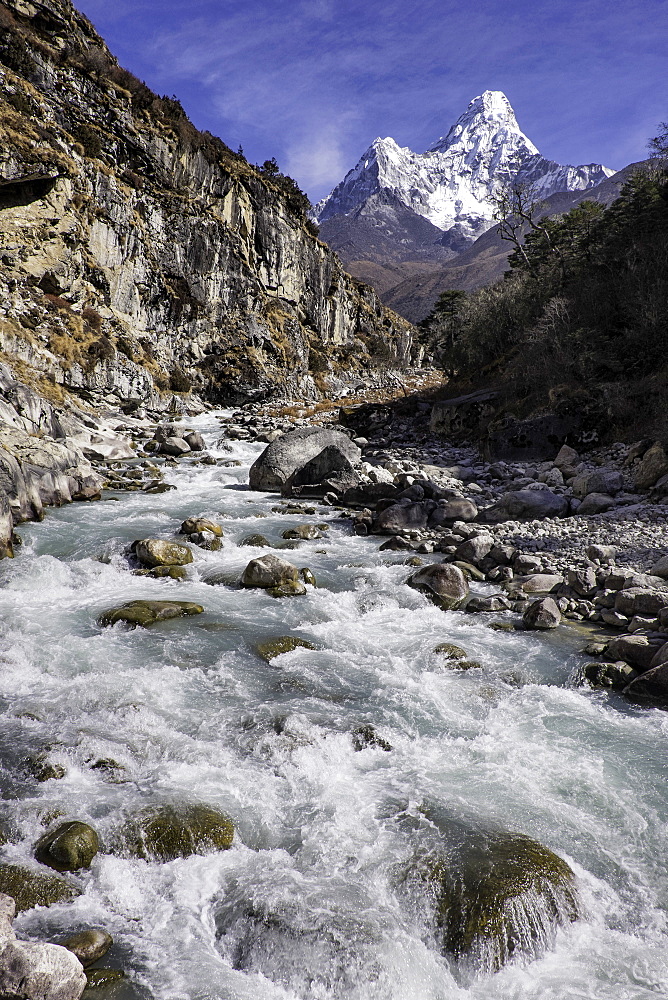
[0,412,666,1000]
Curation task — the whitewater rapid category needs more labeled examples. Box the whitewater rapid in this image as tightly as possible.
[0,413,666,1000]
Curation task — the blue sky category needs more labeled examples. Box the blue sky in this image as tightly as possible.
[76,0,667,203]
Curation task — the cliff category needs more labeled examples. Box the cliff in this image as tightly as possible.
[0,0,413,410]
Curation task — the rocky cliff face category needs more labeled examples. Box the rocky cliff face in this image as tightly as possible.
[0,0,412,410]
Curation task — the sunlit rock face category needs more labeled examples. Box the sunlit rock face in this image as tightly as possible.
[0,0,412,408]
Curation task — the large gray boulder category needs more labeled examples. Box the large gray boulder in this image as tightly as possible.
[428,498,478,527]
[249,427,361,493]
[484,490,568,523]
[241,554,299,589]
[634,442,668,489]
[571,469,623,498]
[373,501,435,535]
[605,635,657,670]
[523,597,561,629]
[0,893,86,1000]
[614,588,668,618]
[407,563,469,610]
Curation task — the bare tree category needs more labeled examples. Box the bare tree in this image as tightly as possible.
[493,182,567,283]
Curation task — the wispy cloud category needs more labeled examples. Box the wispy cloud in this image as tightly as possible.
[77,0,668,199]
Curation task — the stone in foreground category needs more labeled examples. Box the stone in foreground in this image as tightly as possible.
[121,804,234,861]
[623,662,668,705]
[418,830,579,971]
[0,893,86,1000]
[98,600,204,628]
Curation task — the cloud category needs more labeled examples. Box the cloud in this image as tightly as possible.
[76,0,668,200]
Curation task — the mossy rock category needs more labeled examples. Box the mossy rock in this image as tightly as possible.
[0,862,81,911]
[488,622,517,632]
[98,600,204,628]
[133,539,193,567]
[25,754,66,782]
[35,821,99,872]
[61,928,112,967]
[146,565,188,580]
[85,969,125,988]
[256,637,316,662]
[352,725,392,752]
[122,804,234,862]
[300,567,317,587]
[241,534,270,547]
[417,831,578,971]
[267,581,307,598]
[433,643,467,660]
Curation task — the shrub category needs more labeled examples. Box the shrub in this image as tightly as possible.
[169,366,192,392]
[71,123,102,158]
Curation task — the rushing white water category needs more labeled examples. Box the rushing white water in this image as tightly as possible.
[0,412,666,1000]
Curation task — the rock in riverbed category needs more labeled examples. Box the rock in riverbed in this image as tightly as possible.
[35,821,99,872]
[241,554,301,589]
[407,563,469,610]
[61,929,112,968]
[0,863,80,912]
[98,600,204,628]
[121,804,234,861]
[132,538,193,567]
[249,426,361,493]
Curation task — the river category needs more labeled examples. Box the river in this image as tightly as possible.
[1,412,666,1000]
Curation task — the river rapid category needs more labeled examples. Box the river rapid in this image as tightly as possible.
[0,412,666,1000]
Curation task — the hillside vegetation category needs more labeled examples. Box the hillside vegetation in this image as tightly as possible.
[421,165,668,442]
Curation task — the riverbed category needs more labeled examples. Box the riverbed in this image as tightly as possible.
[1,412,666,1000]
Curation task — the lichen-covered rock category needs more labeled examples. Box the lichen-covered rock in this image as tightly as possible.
[35,822,98,872]
[133,539,193,567]
[98,600,204,628]
[407,563,469,610]
[0,893,86,1000]
[241,554,300,589]
[120,804,234,861]
[60,929,112,968]
[256,637,316,662]
[0,864,80,912]
[300,567,317,586]
[267,581,308,598]
[187,530,222,550]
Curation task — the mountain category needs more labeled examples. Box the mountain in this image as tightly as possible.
[382,160,652,323]
[0,0,411,410]
[316,91,614,310]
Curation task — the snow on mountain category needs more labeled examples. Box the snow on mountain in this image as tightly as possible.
[315,91,614,244]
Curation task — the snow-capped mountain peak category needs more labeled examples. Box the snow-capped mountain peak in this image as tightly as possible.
[315,91,613,244]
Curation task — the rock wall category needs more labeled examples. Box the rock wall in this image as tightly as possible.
[0,0,413,408]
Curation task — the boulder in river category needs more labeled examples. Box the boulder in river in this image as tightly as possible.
[623,662,668,705]
[121,804,234,861]
[0,863,80,912]
[35,821,99,872]
[583,661,638,690]
[241,554,300,589]
[523,597,561,629]
[433,643,468,660]
[256,636,316,662]
[241,534,271,547]
[0,893,86,1000]
[180,517,223,537]
[373,501,436,535]
[60,929,112,968]
[407,563,469,610]
[281,524,321,540]
[415,830,579,971]
[248,426,361,493]
[133,538,193,567]
[98,600,204,628]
